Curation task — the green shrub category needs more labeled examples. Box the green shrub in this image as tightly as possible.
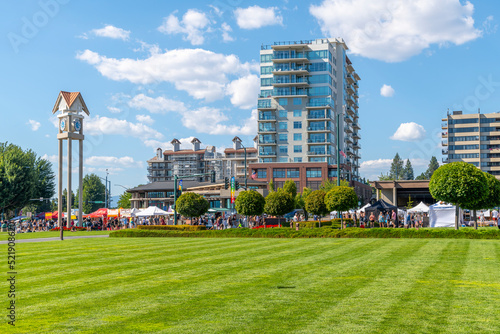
[137,225,206,231]
[110,227,500,240]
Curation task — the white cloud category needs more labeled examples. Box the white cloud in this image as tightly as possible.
[360,158,429,180]
[128,94,187,113]
[309,0,481,62]
[380,84,395,97]
[235,6,283,29]
[143,136,197,151]
[221,22,234,42]
[225,74,259,109]
[107,106,121,113]
[85,115,163,140]
[135,114,154,125]
[234,6,283,29]
[390,122,426,142]
[181,107,257,135]
[85,156,142,168]
[158,9,211,45]
[27,119,41,131]
[90,25,130,40]
[76,48,257,103]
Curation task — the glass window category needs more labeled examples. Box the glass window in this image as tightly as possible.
[293,110,302,117]
[260,66,272,75]
[279,157,288,163]
[279,98,288,106]
[287,168,300,178]
[306,168,322,178]
[278,133,287,142]
[279,146,288,153]
[279,122,288,130]
[260,54,273,63]
[328,169,338,177]
[293,121,302,129]
[273,169,286,178]
[294,133,302,141]
[279,110,287,118]
[294,157,302,162]
[293,98,302,105]
[257,169,267,179]
[306,181,322,190]
[261,158,273,163]
[294,145,302,153]
[261,78,272,86]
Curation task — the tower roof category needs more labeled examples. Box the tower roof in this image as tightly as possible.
[52,91,89,115]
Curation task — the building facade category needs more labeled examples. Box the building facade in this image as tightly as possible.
[442,110,500,178]
[223,136,258,179]
[257,38,361,182]
[147,138,222,183]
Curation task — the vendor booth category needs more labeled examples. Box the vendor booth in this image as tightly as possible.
[429,202,463,227]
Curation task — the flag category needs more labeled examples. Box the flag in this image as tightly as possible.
[339,149,347,158]
[251,171,257,180]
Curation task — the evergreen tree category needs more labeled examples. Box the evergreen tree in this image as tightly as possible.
[415,172,427,180]
[389,153,404,180]
[402,159,414,180]
[425,156,440,179]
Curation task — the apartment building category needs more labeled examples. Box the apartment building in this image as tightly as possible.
[222,136,258,179]
[442,110,500,178]
[257,38,361,182]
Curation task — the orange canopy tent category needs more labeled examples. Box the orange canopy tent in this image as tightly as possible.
[87,208,108,218]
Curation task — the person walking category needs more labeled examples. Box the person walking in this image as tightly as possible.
[391,210,397,228]
[369,212,375,228]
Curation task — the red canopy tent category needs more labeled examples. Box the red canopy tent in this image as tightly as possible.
[87,208,108,218]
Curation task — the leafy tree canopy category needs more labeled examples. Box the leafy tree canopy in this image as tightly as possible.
[320,178,349,192]
[235,190,265,216]
[304,190,329,217]
[283,180,297,199]
[264,189,294,217]
[176,192,209,218]
[117,191,132,209]
[325,186,358,213]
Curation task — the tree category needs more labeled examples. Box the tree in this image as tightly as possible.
[429,162,487,230]
[62,189,76,210]
[117,191,132,209]
[235,190,265,216]
[425,156,440,179]
[304,190,328,221]
[402,159,414,180]
[31,157,56,213]
[325,186,358,227]
[378,173,392,181]
[389,153,404,180]
[264,189,294,225]
[320,178,350,192]
[268,179,275,192]
[415,172,427,180]
[406,195,414,210]
[283,180,297,200]
[176,192,209,221]
[301,187,312,220]
[81,174,106,213]
[466,172,500,229]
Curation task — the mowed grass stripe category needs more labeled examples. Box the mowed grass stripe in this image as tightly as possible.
[12,238,325,326]
[138,240,411,334]
[446,241,500,333]
[370,240,470,334]
[54,239,358,334]
[241,239,432,334]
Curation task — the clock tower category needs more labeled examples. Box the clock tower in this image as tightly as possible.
[52,91,89,240]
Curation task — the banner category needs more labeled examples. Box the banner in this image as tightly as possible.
[230,176,235,204]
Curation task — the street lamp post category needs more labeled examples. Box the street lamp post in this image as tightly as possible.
[239,143,248,190]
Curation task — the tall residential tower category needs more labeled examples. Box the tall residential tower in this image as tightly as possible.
[257,38,361,182]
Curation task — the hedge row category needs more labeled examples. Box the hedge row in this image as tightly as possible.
[137,225,206,231]
[110,227,500,239]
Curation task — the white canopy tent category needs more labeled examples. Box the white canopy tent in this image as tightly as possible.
[357,203,371,213]
[408,202,430,213]
[136,206,170,217]
[429,202,463,227]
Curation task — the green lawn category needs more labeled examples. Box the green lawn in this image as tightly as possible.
[0,230,109,240]
[1,238,500,333]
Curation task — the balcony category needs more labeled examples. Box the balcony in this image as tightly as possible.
[306,98,334,109]
[345,125,353,133]
[308,112,331,120]
[259,151,277,156]
[308,138,329,144]
[442,149,449,155]
[442,158,449,163]
[442,122,448,128]
[346,85,355,95]
[307,151,330,156]
[273,90,309,98]
[345,115,353,123]
[259,127,276,133]
[346,74,354,84]
[353,122,360,129]
[346,106,355,116]
[272,77,309,87]
[442,131,448,137]
[257,100,278,109]
[442,139,448,146]
[272,65,309,75]
[307,126,329,132]
[272,54,309,63]
[259,139,277,145]
[258,115,276,121]
[353,141,360,149]
[345,136,353,144]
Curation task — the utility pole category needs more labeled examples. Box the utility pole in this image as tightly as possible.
[105,169,109,209]
[174,175,178,226]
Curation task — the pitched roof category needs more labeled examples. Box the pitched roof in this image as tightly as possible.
[52,91,90,115]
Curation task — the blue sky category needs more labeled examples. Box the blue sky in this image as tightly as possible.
[1,0,500,199]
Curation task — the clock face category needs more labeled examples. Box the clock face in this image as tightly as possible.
[60,119,66,131]
[74,119,81,132]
